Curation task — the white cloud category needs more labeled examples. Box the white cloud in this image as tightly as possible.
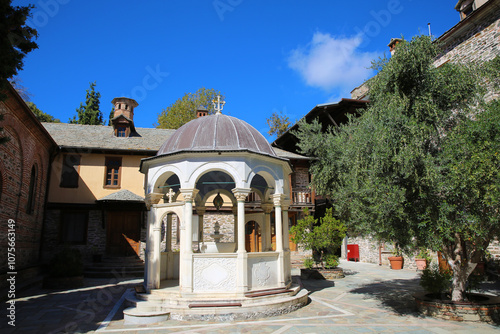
[288,32,378,92]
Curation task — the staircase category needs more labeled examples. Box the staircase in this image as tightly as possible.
[84,255,144,278]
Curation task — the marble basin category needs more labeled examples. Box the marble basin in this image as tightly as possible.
[200,242,236,253]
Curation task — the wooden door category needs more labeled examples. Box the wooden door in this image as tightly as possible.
[245,221,261,252]
[106,211,141,256]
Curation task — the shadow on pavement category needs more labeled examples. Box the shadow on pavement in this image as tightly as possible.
[349,278,424,316]
[1,273,139,334]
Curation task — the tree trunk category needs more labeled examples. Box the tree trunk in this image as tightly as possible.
[443,233,478,302]
[450,261,476,302]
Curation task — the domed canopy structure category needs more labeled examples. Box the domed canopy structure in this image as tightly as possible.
[136,105,306,323]
[157,114,277,157]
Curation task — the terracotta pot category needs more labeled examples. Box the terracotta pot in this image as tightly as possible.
[388,256,404,270]
[415,258,427,270]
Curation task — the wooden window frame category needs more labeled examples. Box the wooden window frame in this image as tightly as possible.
[60,154,80,188]
[104,156,122,188]
[60,210,88,245]
[116,126,127,137]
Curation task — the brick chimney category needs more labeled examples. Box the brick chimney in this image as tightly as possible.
[196,106,209,118]
[112,97,139,120]
[388,38,402,56]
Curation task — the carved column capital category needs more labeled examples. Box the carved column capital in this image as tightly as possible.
[281,198,292,211]
[195,206,206,216]
[232,188,251,202]
[180,188,199,203]
[261,203,274,214]
[145,193,163,210]
[272,193,285,207]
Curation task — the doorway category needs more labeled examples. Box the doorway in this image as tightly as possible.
[106,210,142,256]
[245,221,261,252]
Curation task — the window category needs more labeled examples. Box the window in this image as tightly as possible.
[60,154,80,188]
[26,165,37,214]
[104,157,122,188]
[61,211,88,244]
[117,126,126,137]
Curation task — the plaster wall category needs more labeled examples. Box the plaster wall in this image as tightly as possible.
[48,153,148,203]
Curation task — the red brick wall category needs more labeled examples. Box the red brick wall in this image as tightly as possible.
[0,85,56,274]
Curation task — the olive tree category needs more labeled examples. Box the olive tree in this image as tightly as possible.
[294,35,499,302]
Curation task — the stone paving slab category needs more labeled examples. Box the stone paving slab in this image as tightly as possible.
[2,261,500,333]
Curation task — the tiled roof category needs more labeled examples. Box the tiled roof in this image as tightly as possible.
[42,122,301,160]
[272,147,310,160]
[97,189,144,202]
[42,123,176,152]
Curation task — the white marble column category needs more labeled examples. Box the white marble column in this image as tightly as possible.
[144,193,162,291]
[196,207,206,244]
[273,194,284,252]
[179,188,199,294]
[232,188,251,293]
[282,199,291,251]
[166,214,172,252]
[232,207,238,248]
[272,193,285,286]
[261,203,273,251]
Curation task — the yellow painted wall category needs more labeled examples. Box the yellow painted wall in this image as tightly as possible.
[48,152,148,204]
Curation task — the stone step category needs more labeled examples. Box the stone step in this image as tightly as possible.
[85,264,144,270]
[123,306,170,325]
[83,269,144,278]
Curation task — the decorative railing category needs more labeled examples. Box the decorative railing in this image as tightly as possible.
[292,188,313,205]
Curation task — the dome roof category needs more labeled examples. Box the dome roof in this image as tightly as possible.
[157,114,277,157]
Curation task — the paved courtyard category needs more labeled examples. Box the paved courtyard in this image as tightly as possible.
[2,260,500,333]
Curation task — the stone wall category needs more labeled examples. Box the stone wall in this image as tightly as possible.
[434,10,500,101]
[203,212,235,243]
[0,86,55,274]
[347,236,440,271]
[435,12,500,66]
[41,209,106,263]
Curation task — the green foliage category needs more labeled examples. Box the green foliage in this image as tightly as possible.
[108,106,115,126]
[155,87,224,129]
[0,1,38,144]
[0,1,38,85]
[69,81,103,125]
[293,36,499,301]
[420,263,452,295]
[324,254,339,269]
[303,257,314,270]
[266,110,291,138]
[27,102,60,123]
[416,248,431,262]
[291,208,346,269]
[49,248,83,278]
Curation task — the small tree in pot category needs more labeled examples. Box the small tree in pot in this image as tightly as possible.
[291,208,346,270]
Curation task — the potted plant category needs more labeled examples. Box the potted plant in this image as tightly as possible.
[388,245,404,270]
[291,208,346,279]
[415,248,431,270]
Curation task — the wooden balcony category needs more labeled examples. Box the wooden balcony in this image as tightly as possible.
[291,188,313,206]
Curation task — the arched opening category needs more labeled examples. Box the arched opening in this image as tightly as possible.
[245,221,261,252]
[195,171,237,253]
[161,174,181,203]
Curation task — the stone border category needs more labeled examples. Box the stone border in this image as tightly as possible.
[414,292,500,323]
[300,268,345,280]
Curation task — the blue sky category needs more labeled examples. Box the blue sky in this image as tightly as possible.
[13,0,460,141]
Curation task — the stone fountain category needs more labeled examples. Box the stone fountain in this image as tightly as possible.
[200,221,235,253]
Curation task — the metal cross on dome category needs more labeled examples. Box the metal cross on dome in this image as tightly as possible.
[212,95,225,115]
